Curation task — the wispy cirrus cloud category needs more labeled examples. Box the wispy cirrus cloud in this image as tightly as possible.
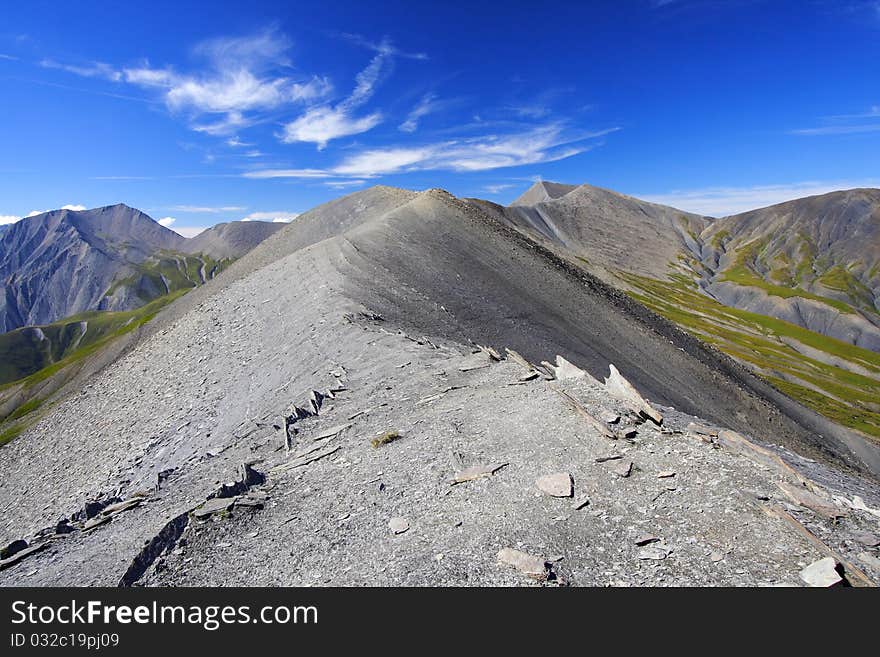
[399,93,440,133]
[323,179,367,189]
[40,58,122,81]
[280,38,402,148]
[790,104,880,136]
[248,123,618,180]
[46,29,333,137]
[641,179,880,216]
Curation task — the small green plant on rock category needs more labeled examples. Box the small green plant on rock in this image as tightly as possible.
[371,430,401,449]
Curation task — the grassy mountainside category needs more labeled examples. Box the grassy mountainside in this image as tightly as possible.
[103,251,231,303]
[497,182,880,444]
[0,252,235,446]
[620,270,880,441]
[0,290,189,445]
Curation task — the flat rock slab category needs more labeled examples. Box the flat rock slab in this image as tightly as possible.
[453,463,508,484]
[536,472,573,497]
[572,495,591,510]
[497,548,548,580]
[611,460,633,478]
[551,355,602,385]
[600,411,620,424]
[312,423,353,441]
[853,531,880,548]
[604,364,663,425]
[389,517,410,534]
[0,542,49,571]
[193,497,237,520]
[777,483,846,520]
[857,552,880,572]
[637,546,670,560]
[799,557,843,587]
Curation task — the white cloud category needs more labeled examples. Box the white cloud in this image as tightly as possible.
[171,226,207,238]
[1,203,85,223]
[238,211,300,223]
[23,204,86,217]
[282,106,382,149]
[790,124,880,136]
[41,58,121,81]
[399,93,438,133]
[334,124,613,176]
[51,29,333,137]
[158,216,176,227]
[169,205,247,213]
[248,123,616,180]
[641,179,880,216]
[333,146,433,176]
[482,184,516,194]
[324,179,367,189]
[281,39,399,148]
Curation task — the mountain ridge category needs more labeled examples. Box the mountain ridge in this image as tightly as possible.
[0,204,282,331]
[1,182,879,587]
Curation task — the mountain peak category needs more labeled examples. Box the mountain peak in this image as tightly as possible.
[510,181,578,206]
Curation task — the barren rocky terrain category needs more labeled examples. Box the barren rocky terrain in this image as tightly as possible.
[1,185,879,587]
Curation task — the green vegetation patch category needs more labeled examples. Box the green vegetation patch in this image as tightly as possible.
[721,238,854,314]
[619,270,880,442]
[371,430,401,449]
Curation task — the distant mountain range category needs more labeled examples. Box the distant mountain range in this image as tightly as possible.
[1,184,878,457]
[476,181,880,442]
[0,204,282,332]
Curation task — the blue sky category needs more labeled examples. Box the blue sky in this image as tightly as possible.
[1,0,879,234]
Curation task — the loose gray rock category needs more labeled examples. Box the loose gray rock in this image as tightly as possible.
[572,495,591,510]
[857,552,880,572]
[1,540,28,560]
[536,472,573,497]
[453,463,507,484]
[853,531,880,548]
[193,497,236,520]
[611,460,633,478]
[389,517,410,534]
[497,547,548,580]
[637,546,670,560]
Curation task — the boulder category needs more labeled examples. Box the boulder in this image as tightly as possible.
[799,557,844,587]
